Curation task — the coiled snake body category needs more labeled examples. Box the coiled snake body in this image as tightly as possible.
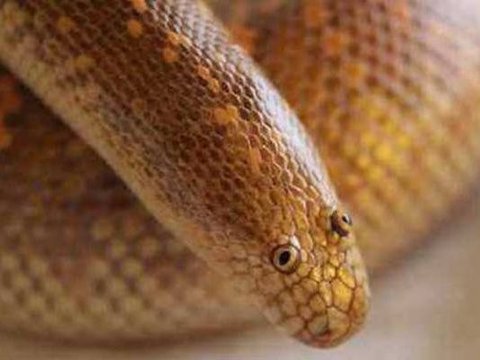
[0,0,479,349]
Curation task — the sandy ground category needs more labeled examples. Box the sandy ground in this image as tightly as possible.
[0,195,479,360]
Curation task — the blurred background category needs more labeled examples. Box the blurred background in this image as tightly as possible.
[0,193,478,360]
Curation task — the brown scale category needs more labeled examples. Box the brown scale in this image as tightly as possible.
[0,0,477,349]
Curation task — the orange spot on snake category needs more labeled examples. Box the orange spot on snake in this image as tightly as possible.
[344,62,368,84]
[74,54,95,72]
[130,0,148,14]
[167,31,182,46]
[197,65,220,93]
[56,16,76,34]
[249,147,263,175]
[126,19,144,38]
[162,47,179,63]
[323,31,351,57]
[302,0,330,29]
[167,31,192,47]
[162,31,191,64]
[213,105,241,127]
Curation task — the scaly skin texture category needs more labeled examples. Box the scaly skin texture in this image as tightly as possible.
[0,81,256,343]
[0,0,479,349]
[209,0,480,270]
[0,0,368,348]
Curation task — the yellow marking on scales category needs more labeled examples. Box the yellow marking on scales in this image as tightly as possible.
[162,31,191,64]
[248,147,263,175]
[196,65,220,93]
[338,266,356,289]
[213,104,265,174]
[332,278,353,312]
[323,263,337,281]
[167,31,192,47]
[213,104,241,127]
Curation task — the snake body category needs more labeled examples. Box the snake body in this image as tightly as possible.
[0,0,479,349]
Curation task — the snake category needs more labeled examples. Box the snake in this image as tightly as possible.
[0,0,479,350]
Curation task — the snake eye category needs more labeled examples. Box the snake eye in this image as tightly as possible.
[271,244,300,274]
[331,210,353,237]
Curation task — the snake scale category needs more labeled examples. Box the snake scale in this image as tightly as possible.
[0,0,479,349]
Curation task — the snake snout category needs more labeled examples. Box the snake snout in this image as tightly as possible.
[300,276,370,348]
[261,261,369,348]
[260,216,370,348]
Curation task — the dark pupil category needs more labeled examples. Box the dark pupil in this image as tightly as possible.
[278,250,291,266]
[342,214,351,225]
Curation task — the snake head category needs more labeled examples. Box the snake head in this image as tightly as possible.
[229,205,370,348]
[263,208,369,347]
[267,209,369,348]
